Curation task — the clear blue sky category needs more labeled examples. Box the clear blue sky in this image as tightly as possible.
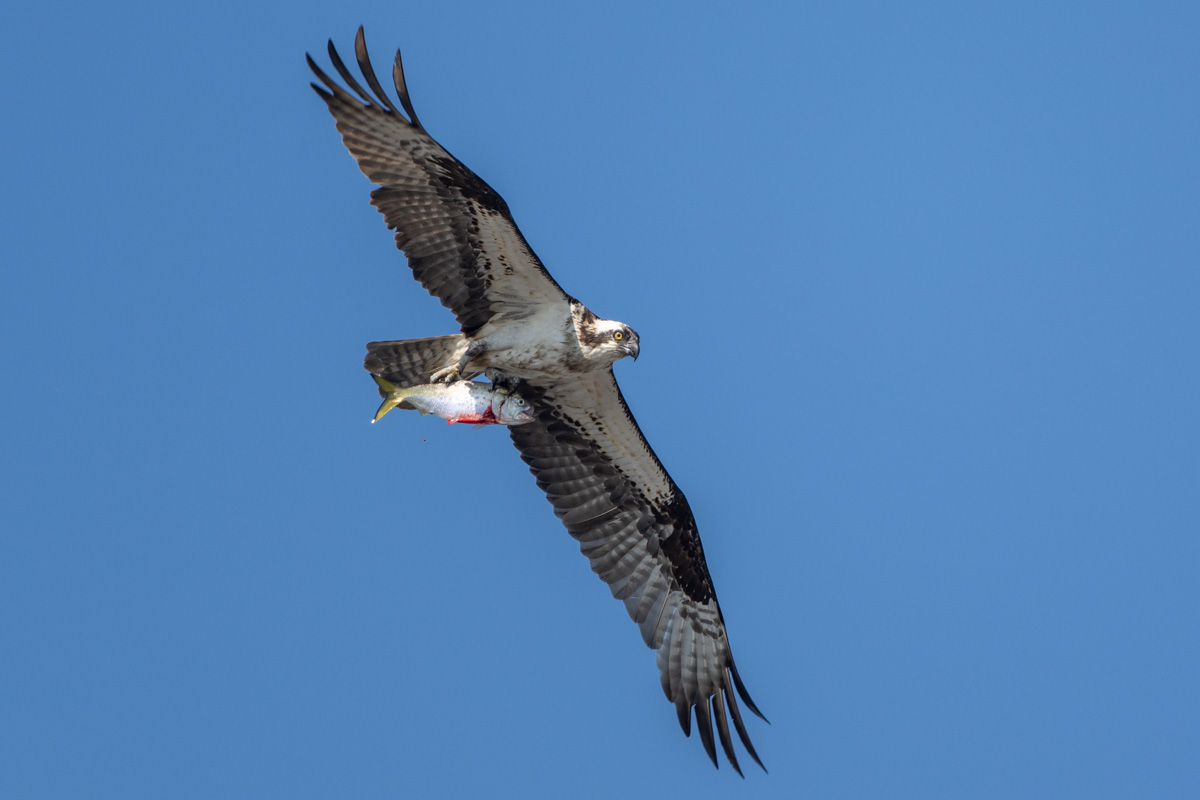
[3,1,1198,797]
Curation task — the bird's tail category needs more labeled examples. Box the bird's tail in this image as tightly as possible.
[363,334,471,391]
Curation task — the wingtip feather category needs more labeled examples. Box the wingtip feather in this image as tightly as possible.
[723,671,766,772]
[325,37,374,106]
[729,658,768,723]
[693,700,719,769]
[675,701,691,737]
[354,27,401,115]
[392,50,423,130]
[712,691,744,777]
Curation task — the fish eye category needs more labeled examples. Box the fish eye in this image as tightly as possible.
[613,330,624,340]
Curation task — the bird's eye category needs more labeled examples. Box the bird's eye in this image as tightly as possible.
[613,331,624,340]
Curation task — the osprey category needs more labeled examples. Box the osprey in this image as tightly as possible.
[308,28,767,774]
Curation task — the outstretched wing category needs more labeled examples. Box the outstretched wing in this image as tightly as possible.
[308,28,569,336]
[507,372,767,774]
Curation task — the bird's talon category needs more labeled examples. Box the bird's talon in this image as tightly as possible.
[430,366,461,383]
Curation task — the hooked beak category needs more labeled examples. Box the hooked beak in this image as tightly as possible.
[625,340,640,361]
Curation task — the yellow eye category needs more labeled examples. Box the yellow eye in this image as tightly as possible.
[613,331,624,340]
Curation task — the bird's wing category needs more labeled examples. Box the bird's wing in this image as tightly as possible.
[507,371,767,774]
[308,28,570,337]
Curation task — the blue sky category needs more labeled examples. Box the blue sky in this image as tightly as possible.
[3,1,1198,796]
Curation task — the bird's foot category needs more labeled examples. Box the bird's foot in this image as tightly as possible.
[429,365,462,384]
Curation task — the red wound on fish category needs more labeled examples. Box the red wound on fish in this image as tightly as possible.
[447,407,497,425]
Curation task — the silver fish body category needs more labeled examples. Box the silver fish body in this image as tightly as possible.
[371,376,535,426]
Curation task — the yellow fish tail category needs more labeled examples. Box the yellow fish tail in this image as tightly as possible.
[371,375,406,423]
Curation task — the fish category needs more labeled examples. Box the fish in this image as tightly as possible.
[370,375,536,426]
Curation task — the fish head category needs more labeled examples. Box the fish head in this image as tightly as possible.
[496,390,536,425]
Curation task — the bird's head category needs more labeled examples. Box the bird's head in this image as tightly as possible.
[584,316,640,365]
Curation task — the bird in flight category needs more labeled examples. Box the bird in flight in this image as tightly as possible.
[308,27,767,774]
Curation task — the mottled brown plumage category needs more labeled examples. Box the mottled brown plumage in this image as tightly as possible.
[310,27,766,773]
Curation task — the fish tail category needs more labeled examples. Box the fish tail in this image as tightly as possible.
[371,375,408,423]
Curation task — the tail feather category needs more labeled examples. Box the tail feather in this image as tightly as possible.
[364,334,473,390]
